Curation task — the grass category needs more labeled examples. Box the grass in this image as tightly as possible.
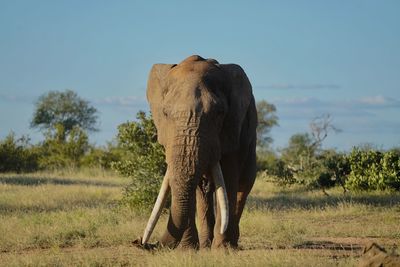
[0,171,399,266]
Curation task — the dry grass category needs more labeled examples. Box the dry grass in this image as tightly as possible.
[0,171,399,266]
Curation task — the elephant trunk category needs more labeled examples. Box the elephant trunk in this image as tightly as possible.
[158,141,205,248]
[141,127,229,247]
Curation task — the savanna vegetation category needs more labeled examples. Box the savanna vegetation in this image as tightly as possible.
[1,171,399,266]
[1,89,399,266]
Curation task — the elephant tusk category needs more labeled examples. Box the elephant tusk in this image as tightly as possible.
[142,170,171,244]
[211,163,229,234]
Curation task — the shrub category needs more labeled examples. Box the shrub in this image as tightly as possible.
[0,133,39,172]
[381,151,400,190]
[317,150,351,191]
[280,133,320,187]
[267,147,350,191]
[257,151,295,185]
[81,143,122,169]
[111,111,166,210]
[38,124,90,169]
[346,148,400,191]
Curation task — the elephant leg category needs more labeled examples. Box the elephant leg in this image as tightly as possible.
[232,140,257,246]
[212,154,239,248]
[179,210,199,249]
[196,177,215,248]
[230,191,249,246]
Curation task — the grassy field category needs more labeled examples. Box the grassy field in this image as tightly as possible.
[0,170,399,266]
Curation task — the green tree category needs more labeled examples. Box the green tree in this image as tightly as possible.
[31,90,98,137]
[112,111,166,210]
[81,142,123,170]
[256,100,278,150]
[0,133,39,172]
[281,133,315,172]
[317,149,350,193]
[346,148,400,191]
[278,114,342,189]
[38,124,90,169]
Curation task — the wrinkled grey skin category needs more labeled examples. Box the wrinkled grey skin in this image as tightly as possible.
[147,55,257,249]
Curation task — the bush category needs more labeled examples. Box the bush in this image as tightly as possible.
[279,133,320,187]
[0,133,39,172]
[38,124,90,169]
[346,148,400,191]
[266,147,350,191]
[111,111,166,210]
[81,143,122,169]
[316,150,350,190]
[257,151,295,185]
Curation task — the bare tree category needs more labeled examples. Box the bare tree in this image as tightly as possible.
[309,114,341,149]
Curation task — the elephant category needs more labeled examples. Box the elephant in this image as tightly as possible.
[140,55,257,249]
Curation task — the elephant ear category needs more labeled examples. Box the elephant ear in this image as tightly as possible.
[219,64,253,154]
[146,64,175,146]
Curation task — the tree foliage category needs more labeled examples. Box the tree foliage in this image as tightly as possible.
[31,90,98,136]
[0,133,39,172]
[111,111,166,210]
[346,148,400,191]
[268,112,399,191]
[318,149,350,192]
[276,114,344,190]
[80,143,122,170]
[257,149,295,185]
[38,124,90,169]
[281,133,316,172]
[256,100,278,150]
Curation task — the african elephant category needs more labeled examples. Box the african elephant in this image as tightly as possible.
[141,55,257,249]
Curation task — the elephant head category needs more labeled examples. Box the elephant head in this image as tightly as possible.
[142,55,253,248]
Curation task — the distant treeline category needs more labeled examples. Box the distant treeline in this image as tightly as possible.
[1,113,400,193]
[0,127,120,172]
[1,90,399,211]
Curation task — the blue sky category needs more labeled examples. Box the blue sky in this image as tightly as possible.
[0,1,399,150]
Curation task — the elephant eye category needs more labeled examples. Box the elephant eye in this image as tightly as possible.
[162,107,172,118]
[163,109,168,117]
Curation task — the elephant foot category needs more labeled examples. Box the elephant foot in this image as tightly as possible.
[178,242,199,250]
[132,237,160,251]
[199,239,212,249]
[211,239,239,250]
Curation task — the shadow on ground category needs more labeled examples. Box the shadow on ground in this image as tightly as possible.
[0,200,119,214]
[247,192,400,211]
[293,240,363,251]
[246,240,364,251]
[0,175,121,188]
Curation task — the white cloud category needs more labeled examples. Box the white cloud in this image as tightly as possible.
[359,95,386,105]
[0,93,149,109]
[93,95,147,107]
[358,95,400,107]
[270,95,396,122]
[267,95,400,150]
[0,93,35,103]
[272,96,322,105]
[255,83,341,90]
[272,95,400,111]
